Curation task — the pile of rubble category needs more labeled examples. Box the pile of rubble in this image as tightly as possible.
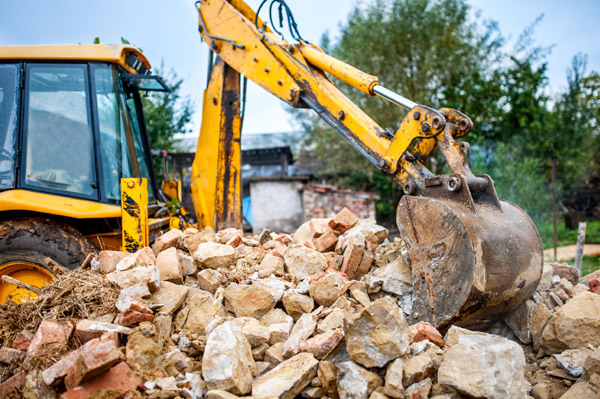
[0,207,599,399]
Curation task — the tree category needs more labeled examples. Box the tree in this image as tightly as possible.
[142,66,193,152]
[294,0,506,223]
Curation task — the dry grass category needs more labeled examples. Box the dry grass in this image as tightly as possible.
[0,269,119,349]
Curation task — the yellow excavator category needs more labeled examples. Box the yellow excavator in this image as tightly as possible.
[0,0,543,328]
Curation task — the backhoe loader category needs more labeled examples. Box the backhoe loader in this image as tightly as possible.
[192,0,543,328]
[0,44,176,302]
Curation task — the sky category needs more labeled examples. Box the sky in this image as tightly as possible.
[1,0,598,139]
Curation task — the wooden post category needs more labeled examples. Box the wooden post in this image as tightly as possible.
[574,221,587,273]
[551,159,557,261]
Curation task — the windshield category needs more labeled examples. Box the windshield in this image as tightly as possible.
[0,64,19,189]
[23,64,96,197]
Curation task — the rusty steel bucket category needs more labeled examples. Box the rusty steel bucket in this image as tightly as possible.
[396,173,543,330]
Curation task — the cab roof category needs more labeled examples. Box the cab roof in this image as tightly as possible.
[0,44,151,74]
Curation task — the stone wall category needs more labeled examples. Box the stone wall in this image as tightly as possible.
[302,184,378,221]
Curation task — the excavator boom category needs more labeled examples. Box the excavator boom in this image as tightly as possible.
[192,0,543,328]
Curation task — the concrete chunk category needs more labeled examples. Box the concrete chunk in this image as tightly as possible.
[202,321,256,395]
[252,352,318,399]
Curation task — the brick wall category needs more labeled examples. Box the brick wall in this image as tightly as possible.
[302,184,378,221]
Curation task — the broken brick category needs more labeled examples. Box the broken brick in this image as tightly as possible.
[309,218,333,238]
[43,333,117,387]
[328,207,358,234]
[314,230,338,253]
[299,329,343,359]
[0,347,24,364]
[25,320,73,367]
[226,234,244,248]
[411,321,445,348]
[119,309,154,327]
[64,337,122,389]
[12,330,33,350]
[152,228,184,256]
[60,362,142,399]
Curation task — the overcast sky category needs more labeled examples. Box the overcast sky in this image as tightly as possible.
[1,0,598,137]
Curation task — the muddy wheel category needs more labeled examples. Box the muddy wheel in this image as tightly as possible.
[0,218,96,303]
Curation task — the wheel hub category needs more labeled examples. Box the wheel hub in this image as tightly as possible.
[0,261,54,303]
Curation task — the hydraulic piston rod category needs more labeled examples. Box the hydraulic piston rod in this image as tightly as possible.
[372,85,417,110]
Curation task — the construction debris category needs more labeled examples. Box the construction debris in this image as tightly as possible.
[1,206,600,398]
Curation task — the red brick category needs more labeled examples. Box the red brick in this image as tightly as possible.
[216,227,243,244]
[0,371,26,397]
[328,207,358,234]
[589,279,599,293]
[299,329,343,359]
[60,362,142,399]
[64,338,122,390]
[412,321,444,347]
[119,309,154,327]
[42,333,118,387]
[275,234,292,245]
[25,320,73,365]
[314,230,338,253]
[340,235,366,280]
[226,234,244,248]
[12,330,33,350]
[309,218,333,238]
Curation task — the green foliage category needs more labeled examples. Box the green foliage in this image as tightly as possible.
[295,0,599,227]
[166,197,182,216]
[579,257,600,277]
[142,66,193,152]
[538,219,600,250]
[537,219,600,277]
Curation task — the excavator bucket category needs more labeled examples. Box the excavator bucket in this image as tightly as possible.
[396,173,543,330]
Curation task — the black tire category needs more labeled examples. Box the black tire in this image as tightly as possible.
[0,249,57,276]
[0,218,96,270]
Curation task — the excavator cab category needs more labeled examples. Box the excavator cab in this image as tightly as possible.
[0,45,171,302]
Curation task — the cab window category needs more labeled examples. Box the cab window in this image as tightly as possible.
[93,64,134,202]
[0,64,19,189]
[22,64,96,197]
